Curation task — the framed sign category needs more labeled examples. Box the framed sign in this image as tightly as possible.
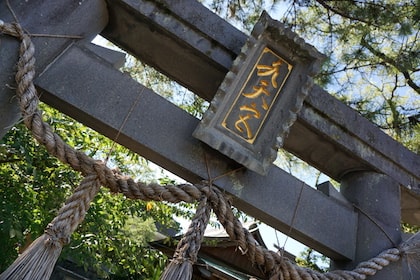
[193,12,325,175]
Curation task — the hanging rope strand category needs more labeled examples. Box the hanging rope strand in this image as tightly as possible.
[160,195,212,280]
[0,174,101,280]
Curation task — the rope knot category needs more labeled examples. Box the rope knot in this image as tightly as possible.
[44,224,71,247]
[0,21,25,39]
[399,232,420,260]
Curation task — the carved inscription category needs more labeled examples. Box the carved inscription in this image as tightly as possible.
[221,47,293,143]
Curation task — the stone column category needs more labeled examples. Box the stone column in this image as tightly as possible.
[332,171,407,279]
[0,0,108,139]
[0,15,20,139]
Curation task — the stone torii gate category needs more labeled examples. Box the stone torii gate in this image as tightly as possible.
[0,0,419,279]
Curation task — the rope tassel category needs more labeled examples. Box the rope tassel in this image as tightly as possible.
[0,175,101,280]
[160,195,211,280]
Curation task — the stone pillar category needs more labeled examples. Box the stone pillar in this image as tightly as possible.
[0,0,108,139]
[0,15,20,139]
[332,171,406,279]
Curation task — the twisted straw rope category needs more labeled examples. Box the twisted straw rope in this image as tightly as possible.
[172,195,212,264]
[45,174,101,247]
[160,195,212,279]
[0,20,407,279]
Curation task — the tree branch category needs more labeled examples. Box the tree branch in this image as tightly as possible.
[361,37,420,94]
[0,158,21,164]
[321,63,383,75]
[314,0,377,26]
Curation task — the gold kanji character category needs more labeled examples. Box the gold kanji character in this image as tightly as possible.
[235,114,253,139]
[261,96,269,110]
[257,60,283,88]
[242,80,270,99]
[239,103,261,119]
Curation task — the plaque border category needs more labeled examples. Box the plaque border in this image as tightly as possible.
[193,11,326,175]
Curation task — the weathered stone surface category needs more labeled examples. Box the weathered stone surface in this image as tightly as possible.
[35,44,357,260]
[0,0,108,138]
[102,0,420,224]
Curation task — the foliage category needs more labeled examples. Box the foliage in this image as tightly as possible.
[0,123,76,271]
[0,104,180,278]
[204,0,268,31]
[295,248,329,273]
[402,223,420,234]
[123,56,208,119]
[65,200,169,279]
[202,0,419,145]
[290,0,419,140]
[201,0,420,271]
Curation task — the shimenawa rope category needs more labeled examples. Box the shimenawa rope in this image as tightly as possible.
[0,20,419,280]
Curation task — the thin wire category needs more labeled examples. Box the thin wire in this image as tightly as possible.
[281,181,305,258]
[6,0,82,39]
[211,166,245,182]
[5,0,138,167]
[105,87,145,164]
[6,0,19,23]
[274,229,281,251]
[29,33,83,39]
[204,152,213,185]
[353,203,398,248]
[202,150,244,185]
